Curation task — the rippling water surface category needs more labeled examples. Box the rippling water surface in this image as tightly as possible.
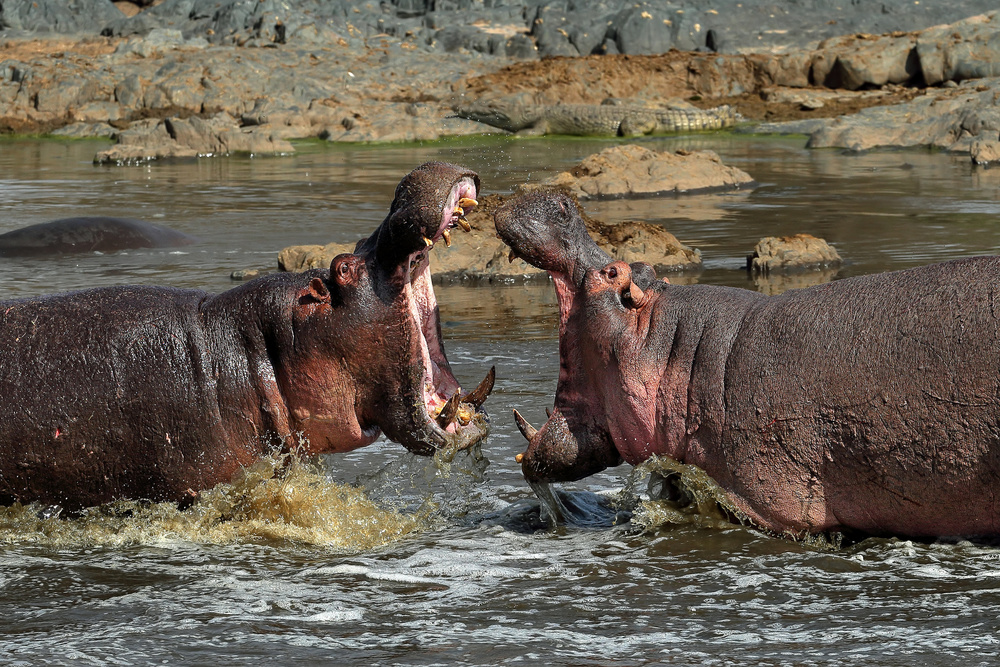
[1,135,1000,665]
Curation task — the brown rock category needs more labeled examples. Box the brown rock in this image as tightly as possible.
[971,138,1000,165]
[276,192,701,280]
[540,144,755,200]
[747,234,843,274]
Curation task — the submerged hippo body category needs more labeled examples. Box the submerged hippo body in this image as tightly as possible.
[0,162,492,510]
[496,192,1000,539]
[0,217,196,256]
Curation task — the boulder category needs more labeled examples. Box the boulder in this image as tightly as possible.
[94,113,294,164]
[799,80,1000,152]
[277,192,702,280]
[747,234,843,274]
[540,144,756,200]
[971,138,1000,165]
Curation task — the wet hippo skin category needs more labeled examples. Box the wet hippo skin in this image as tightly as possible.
[496,191,1000,539]
[0,162,494,510]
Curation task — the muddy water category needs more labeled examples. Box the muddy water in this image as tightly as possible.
[1,135,999,665]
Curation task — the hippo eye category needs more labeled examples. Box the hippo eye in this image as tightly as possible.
[607,266,617,279]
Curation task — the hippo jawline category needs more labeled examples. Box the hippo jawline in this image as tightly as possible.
[396,175,494,454]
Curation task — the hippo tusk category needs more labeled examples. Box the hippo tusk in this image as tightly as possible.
[629,281,645,306]
[458,197,478,209]
[457,217,472,232]
[423,236,434,248]
[512,408,538,441]
[442,229,452,247]
[462,366,495,408]
[508,249,518,263]
[435,392,462,429]
[515,452,525,463]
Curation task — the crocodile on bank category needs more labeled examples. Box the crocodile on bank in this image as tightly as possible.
[452,101,740,137]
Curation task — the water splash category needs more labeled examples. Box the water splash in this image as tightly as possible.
[0,452,427,551]
[620,455,845,549]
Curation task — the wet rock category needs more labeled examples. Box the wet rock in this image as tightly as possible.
[277,193,702,280]
[747,234,842,274]
[230,268,270,281]
[540,145,756,200]
[795,79,1000,152]
[50,121,117,138]
[971,138,1000,165]
[94,112,294,164]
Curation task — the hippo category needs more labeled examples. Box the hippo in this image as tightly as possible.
[0,217,196,256]
[495,191,1000,540]
[0,162,493,510]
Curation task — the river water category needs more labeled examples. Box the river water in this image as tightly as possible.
[1,135,999,665]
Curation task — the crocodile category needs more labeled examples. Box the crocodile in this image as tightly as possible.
[452,100,740,137]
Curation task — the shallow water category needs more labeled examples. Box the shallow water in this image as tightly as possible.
[1,135,1000,665]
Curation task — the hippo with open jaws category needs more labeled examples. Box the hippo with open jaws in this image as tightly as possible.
[495,191,1000,540]
[0,162,494,511]
[0,217,196,257]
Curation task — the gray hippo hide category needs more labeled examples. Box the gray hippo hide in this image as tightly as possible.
[495,191,1000,540]
[0,217,196,256]
[0,162,493,511]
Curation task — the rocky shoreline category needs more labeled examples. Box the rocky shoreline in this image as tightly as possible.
[3,1,1000,162]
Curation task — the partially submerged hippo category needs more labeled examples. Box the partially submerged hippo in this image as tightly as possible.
[0,162,493,510]
[495,191,1000,540]
[0,217,196,256]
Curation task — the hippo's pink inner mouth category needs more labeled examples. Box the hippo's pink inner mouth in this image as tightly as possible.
[404,177,493,443]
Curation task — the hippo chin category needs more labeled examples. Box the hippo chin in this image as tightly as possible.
[0,217,196,256]
[495,191,1000,540]
[0,162,493,510]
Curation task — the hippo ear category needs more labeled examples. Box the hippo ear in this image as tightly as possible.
[299,277,331,305]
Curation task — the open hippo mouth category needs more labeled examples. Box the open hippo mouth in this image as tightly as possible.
[407,177,495,451]
[354,161,495,455]
[491,191,624,484]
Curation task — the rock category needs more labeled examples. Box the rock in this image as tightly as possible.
[540,144,756,200]
[276,192,702,280]
[747,234,843,274]
[94,112,294,164]
[798,80,1000,152]
[50,121,116,138]
[0,0,121,33]
[972,138,1000,165]
[230,268,269,281]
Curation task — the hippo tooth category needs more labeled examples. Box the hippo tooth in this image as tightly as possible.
[435,392,462,429]
[515,452,525,463]
[457,217,472,233]
[455,206,465,217]
[629,282,645,306]
[512,408,538,441]
[442,229,452,247]
[458,197,478,209]
[508,249,518,264]
[423,236,434,247]
[461,365,496,408]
